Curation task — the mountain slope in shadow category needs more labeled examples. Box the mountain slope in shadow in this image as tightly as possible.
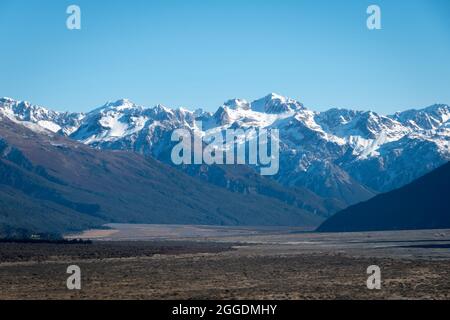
[0,118,323,237]
[317,161,450,232]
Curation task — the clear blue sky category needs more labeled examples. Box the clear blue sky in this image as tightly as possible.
[1,0,449,113]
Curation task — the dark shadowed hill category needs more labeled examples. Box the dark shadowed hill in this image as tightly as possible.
[317,161,450,232]
[0,118,323,237]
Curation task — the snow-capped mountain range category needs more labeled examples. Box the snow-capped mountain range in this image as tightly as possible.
[1,94,449,207]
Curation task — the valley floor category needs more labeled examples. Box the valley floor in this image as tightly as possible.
[1,225,450,299]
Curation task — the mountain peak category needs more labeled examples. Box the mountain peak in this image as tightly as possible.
[114,98,133,105]
[223,98,250,110]
[422,103,450,115]
[391,103,450,130]
[250,93,304,114]
[93,99,142,114]
[106,98,135,108]
[0,97,17,104]
[152,103,173,113]
[267,92,286,100]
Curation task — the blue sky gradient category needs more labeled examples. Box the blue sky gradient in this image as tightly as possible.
[1,0,449,113]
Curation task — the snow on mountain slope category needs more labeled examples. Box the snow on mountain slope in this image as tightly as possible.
[251,93,304,114]
[391,104,450,130]
[316,108,409,140]
[0,97,84,135]
[67,99,199,158]
[1,94,449,207]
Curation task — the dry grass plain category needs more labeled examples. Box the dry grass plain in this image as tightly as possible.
[1,224,450,300]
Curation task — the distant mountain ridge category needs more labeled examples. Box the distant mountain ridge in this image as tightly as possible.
[0,116,322,237]
[317,161,450,232]
[1,94,449,209]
